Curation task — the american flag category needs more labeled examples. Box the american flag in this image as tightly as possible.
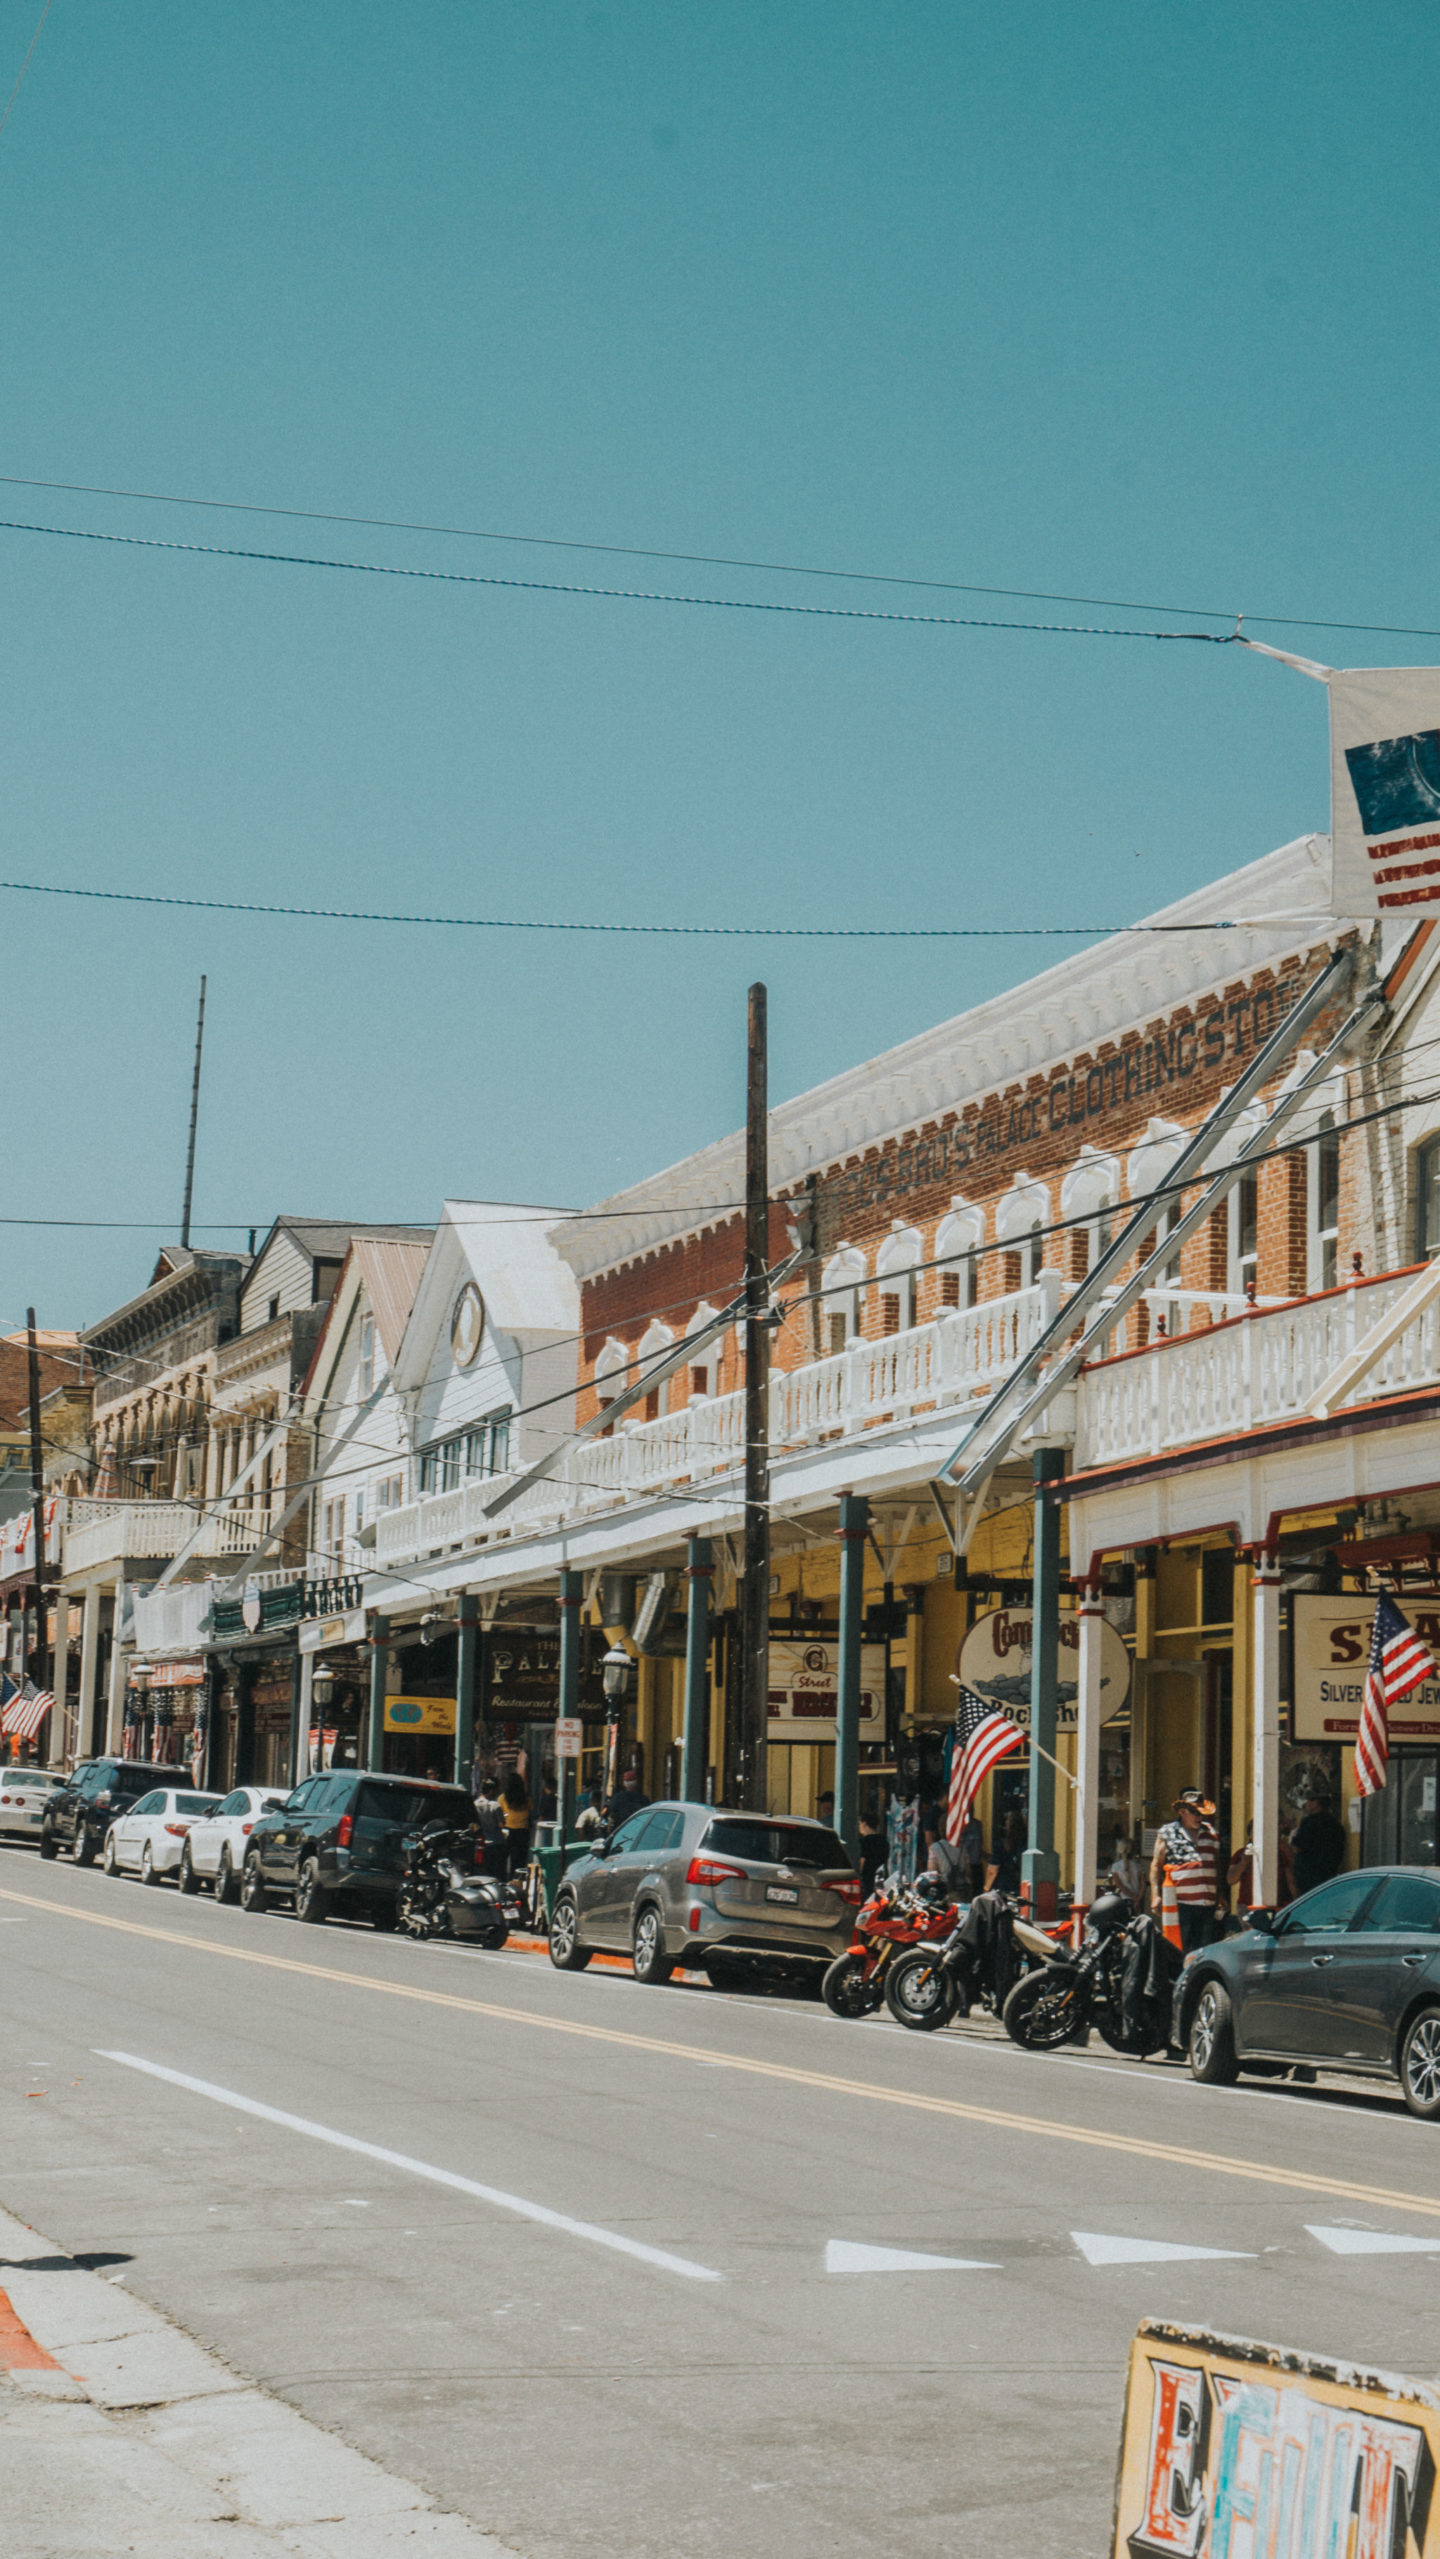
[2,1679,56,1743]
[946,1684,1024,1842]
[1356,1593,1437,1797]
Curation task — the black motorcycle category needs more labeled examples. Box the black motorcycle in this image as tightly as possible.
[884,1890,1061,2032]
[1000,1890,1178,2057]
[397,1825,511,1948]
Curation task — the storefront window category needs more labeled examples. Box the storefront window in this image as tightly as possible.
[1362,1748,1440,1869]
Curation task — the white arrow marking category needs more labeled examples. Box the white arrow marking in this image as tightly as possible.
[1071,2230,1253,2266]
[825,2240,999,2275]
[1308,2225,1440,2257]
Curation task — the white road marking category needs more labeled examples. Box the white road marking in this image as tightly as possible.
[1071,2230,1253,2266]
[825,2239,999,2275]
[98,2050,722,2283]
[1308,2224,1440,2256]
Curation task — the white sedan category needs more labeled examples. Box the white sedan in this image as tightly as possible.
[179,1786,286,1902]
[102,1787,222,1883]
[0,1769,61,1844]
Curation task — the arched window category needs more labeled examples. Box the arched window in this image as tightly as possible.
[1126,1115,1188,1283]
[995,1174,1050,1292]
[1060,1146,1121,1281]
[875,1222,923,1334]
[685,1301,723,1399]
[637,1319,676,1420]
[935,1196,984,1311]
[821,1243,868,1354]
[593,1336,631,1431]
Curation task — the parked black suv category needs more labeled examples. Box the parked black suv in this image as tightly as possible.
[239,1771,481,1926]
[40,1759,182,1866]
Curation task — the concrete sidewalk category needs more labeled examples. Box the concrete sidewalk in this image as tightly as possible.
[0,2204,523,2559]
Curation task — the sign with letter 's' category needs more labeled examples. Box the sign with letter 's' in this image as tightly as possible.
[1113,2319,1440,2556]
[1292,1595,1440,1742]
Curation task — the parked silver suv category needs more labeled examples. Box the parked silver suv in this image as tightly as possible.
[548,1801,862,1985]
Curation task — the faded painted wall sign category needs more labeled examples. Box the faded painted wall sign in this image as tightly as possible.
[1292,1595,1440,1742]
[1112,2319,1440,2557]
[767,1639,885,1741]
[958,1606,1131,1729]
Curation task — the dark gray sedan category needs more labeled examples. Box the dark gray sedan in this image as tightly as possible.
[548,1801,862,1985]
[1175,1865,1440,2118]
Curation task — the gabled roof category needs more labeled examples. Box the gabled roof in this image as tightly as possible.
[391,1202,577,1393]
[350,1236,431,1367]
[553,832,1367,1281]
[246,1214,431,1276]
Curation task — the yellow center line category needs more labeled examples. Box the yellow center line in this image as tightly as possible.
[5,1882,1436,2223]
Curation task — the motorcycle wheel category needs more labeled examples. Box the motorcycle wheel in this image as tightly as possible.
[1002,1968,1086,2050]
[397,1892,431,1940]
[822,1951,882,2020]
[884,1950,957,2031]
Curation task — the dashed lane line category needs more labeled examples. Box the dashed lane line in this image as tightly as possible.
[6,1881,1438,2225]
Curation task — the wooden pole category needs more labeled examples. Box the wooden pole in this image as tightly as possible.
[739,983,770,1813]
[25,1308,48,1700]
[180,975,207,1251]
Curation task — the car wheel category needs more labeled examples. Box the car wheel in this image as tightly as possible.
[71,1822,95,1867]
[178,1844,200,1895]
[548,1895,592,1970]
[102,1829,120,1876]
[632,1905,674,1985]
[214,1846,239,1905]
[140,1841,158,1886]
[295,1858,331,1925]
[1188,1979,1240,2085]
[240,1851,267,1914]
[1401,2008,1440,2121]
[38,1823,57,1861]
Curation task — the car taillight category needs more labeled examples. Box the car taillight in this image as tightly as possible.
[164,1823,188,1837]
[686,1855,746,1888]
[337,1814,353,1848]
[95,1790,113,1808]
[241,1820,253,1834]
[830,1876,864,1905]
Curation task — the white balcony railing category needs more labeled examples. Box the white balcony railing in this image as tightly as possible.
[1076,1267,1440,1469]
[61,1499,261,1581]
[374,1276,1060,1571]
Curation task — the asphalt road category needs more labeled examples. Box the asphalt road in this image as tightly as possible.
[4,1852,1440,2559]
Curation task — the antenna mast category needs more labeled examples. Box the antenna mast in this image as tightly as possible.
[180,975,207,1250]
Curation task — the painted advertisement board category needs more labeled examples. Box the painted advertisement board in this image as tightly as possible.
[383,1694,457,1737]
[1113,2319,1440,2557]
[1293,1595,1440,1742]
[957,1606,1131,1730]
[767,1640,885,1741]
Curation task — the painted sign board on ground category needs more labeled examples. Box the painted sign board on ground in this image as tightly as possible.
[1293,1595,1440,1742]
[383,1694,457,1737]
[1112,2318,1440,2556]
[957,1606,1131,1731]
[767,1640,884,1741]
[554,1716,583,1758]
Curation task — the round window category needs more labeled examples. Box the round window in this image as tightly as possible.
[450,1280,485,1368]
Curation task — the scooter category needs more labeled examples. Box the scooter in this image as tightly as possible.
[822,1871,957,2019]
[883,1890,1065,2031]
[397,1825,511,1948]
[1000,1890,1178,2057]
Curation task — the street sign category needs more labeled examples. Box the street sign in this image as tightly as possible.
[554,1716,583,1758]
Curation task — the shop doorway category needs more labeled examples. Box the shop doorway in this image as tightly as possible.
[1361,1749,1440,1869]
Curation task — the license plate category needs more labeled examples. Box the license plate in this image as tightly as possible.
[766,1885,798,1904]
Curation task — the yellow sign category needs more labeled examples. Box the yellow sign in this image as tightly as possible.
[1113,2319,1440,2556]
[383,1695,457,1737]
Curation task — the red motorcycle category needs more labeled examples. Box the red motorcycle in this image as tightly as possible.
[822,1872,958,2018]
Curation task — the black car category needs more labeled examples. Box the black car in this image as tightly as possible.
[40,1759,182,1866]
[239,1770,481,1927]
[1175,1866,1440,2119]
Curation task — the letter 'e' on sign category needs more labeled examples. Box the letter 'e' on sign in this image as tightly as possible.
[1112,2319,1440,2556]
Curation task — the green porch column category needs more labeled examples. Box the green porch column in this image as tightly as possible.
[454,1592,478,1790]
[681,1536,713,1802]
[835,1492,869,1862]
[1022,1449,1065,1918]
[367,1611,390,1772]
[557,1570,582,1838]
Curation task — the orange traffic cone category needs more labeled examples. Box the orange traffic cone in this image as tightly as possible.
[1160,1867,1182,1952]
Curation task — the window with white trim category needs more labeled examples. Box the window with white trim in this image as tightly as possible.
[418,1410,513,1492]
[1309,1115,1341,1291]
[876,1223,923,1334]
[821,1244,867,1354]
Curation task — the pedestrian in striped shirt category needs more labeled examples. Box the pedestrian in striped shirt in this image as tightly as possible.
[1149,1788,1225,1953]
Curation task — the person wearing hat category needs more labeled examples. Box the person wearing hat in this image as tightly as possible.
[1150,1787,1225,1952]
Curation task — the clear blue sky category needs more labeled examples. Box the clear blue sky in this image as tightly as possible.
[3,0,1438,1329]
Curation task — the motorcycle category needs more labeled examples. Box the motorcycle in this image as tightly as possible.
[1000,1889,1178,2057]
[397,1824,512,1948]
[822,1871,957,2019]
[884,1890,1065,2032]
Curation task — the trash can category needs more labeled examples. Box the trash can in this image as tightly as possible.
[533,1828,591,1929]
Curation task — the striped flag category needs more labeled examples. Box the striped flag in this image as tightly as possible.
[1356,1593,1436,1797]
[946,1684,1024,1842]
[2,1680,56,1743]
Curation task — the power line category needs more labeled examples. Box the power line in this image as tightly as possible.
[0,0,54,151]
[3,469,1437,640]
[0,512,1233,644]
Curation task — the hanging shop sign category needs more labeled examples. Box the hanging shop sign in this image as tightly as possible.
[957,1606,1131,1730]
[147,1658,205,1689]
[384,1694,457,1737]
[485,1632,606,1721]
[767,1640,885,1741]
[1111,2317,1440,2556]
[1292,1594,1440,1741]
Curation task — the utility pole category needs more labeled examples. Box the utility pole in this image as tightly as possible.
[180,975,207,1251]
[25,1309,48,1698]
[737,981,770,1813]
